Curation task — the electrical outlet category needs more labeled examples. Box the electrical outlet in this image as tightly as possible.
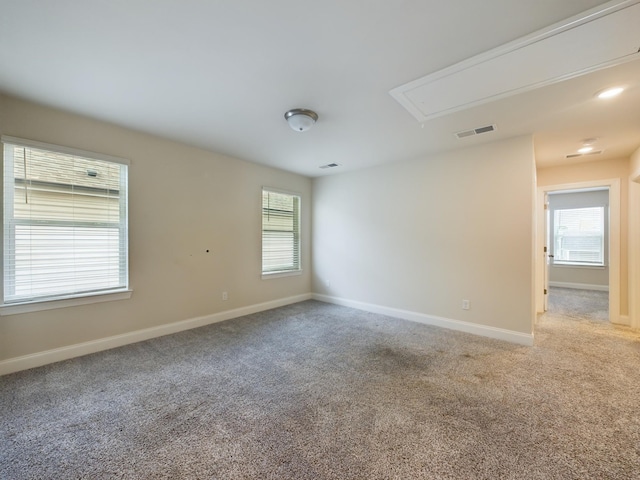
[222,291,228,301]
[462,299,470,310]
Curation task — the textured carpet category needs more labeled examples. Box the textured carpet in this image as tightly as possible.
[547,286,609,322]
[1,299,639,479]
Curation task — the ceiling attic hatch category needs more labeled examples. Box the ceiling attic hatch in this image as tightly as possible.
[455,124,496,139]
[390,0,640,122]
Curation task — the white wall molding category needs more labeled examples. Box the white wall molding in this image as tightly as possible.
[548,281,609,292]
[617,315,630,326]
[0,294,311,376]
[312,293,534,346]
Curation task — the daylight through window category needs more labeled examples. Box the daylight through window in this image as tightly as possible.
[2,137,129,305]
[553,206,604,266]
[262,189,300,276]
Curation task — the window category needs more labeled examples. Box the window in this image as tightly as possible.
[553,206,604,266]
[262,188,300,276]
[2,136,129,308]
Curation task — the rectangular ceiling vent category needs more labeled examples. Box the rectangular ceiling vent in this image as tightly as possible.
[319,163,340,169]
[455,124,496,139]
[565,150,604,159]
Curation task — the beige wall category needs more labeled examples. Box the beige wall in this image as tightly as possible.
[0,94,312,361]
[312,136,536,335]
[632,148,640,179]
[629,148,640,328]
[537,158,630,317]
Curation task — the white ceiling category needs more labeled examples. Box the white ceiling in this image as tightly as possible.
[0,0,638,177]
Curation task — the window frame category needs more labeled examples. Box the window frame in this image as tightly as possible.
[261,187,302,279]
[0,136,132,316]
[552,205,606,267]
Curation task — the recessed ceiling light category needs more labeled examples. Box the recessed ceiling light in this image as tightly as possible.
[578,146,594,154]
[597,86,624,99]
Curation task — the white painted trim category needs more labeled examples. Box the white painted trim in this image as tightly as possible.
[536,179,621,323]
[535,188,546,313]
[0,290,133,316]
[261,270,302,280]
[0,293,311,376]
[1,135,129,165]
[629,154,640,329]
[548,282,609,292]
[312,293,534,347]
[617,315,630,326]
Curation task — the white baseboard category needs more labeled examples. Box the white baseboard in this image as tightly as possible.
[615,315,630,326]
[548,281,609,292]
[312,293,534,346]
[0,294,312,376]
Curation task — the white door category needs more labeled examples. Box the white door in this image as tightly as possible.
[544,193,550,312]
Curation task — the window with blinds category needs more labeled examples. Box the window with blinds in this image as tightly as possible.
[2,136,129,304]
[262,189,300,276]
[553,206,604,266]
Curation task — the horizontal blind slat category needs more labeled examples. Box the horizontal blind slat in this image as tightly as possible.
[3,141,129,303]
[553,206,604,265]
[262,189,300,274]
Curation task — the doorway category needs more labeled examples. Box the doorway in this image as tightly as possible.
[536,179,621,324]
[546,188,609,320]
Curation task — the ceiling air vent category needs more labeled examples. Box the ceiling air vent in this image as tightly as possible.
[455,124,496,139]
[565,150,603,159]
[319,163,340,169]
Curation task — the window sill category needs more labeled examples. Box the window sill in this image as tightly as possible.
[552,263,606,269]
[0,289,133,316]
[262,270,302,280]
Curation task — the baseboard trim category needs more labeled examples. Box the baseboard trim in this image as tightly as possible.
[0,293,312,376]
[615,315,630,326]
[312,294,534,346]
[548,281,609,292]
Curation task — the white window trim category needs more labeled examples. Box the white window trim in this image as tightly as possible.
[0,289,132,316]
[1,136,130,166]
[261,270,303,280]
[551,263,606,269]
[261,187,302,279]
[552,205,606,268]
[1,136,132,313]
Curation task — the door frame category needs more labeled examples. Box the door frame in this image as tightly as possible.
[543,192,549,312]
[631,170,640,329]
[536,178,621,324]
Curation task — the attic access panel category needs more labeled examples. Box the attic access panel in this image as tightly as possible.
[390,0,640,122]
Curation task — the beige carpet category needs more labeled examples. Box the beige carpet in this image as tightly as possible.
[547,286,609,322]
[1,297,639,479]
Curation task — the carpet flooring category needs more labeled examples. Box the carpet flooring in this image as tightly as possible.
[547,286,609,322]
[1,297,639,479]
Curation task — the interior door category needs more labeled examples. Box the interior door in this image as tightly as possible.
[544,193,550,312]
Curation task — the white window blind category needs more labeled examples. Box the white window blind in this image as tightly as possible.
[2,137,129,304]
[553,206,604,265]
[262,189,300,275]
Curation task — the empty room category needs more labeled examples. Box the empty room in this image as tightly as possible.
[1,1,639,478]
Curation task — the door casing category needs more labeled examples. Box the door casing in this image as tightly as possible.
[536,178,621,323]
